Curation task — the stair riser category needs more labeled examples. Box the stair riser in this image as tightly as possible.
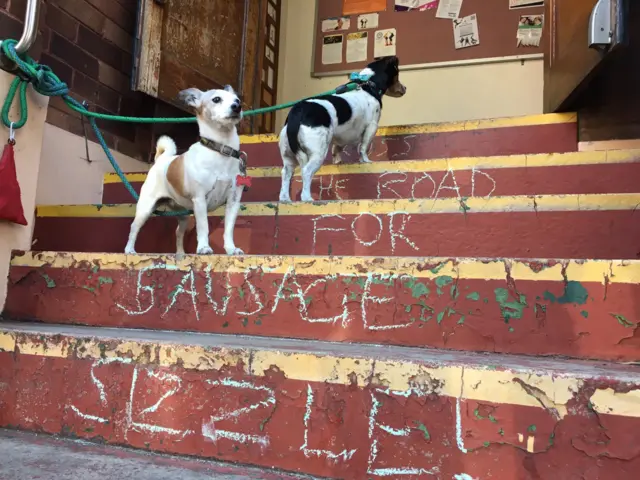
[102,162,640,204]
[1,331,638,479]
[6,257,640,361]
[241,123,578,167]
[33,210,640,259]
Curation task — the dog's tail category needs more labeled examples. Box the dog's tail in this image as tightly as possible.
[154,135,177,162]
[285,105,304,156]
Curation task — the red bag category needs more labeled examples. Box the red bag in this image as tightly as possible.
[0,140,28,226]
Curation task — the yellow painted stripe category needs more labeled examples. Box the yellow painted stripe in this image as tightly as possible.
[12,251,640,284]
[236,112,577,144]
[0,328,607,415]
[36,193,640,218]
[103,148,640,184]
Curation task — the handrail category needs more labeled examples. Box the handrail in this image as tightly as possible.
[14,0,41,54]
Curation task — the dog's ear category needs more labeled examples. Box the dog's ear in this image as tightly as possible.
[223,84,235,94]
[177,88,203,109]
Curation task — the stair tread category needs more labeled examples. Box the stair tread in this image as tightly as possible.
[36,192,640,217]
[2,320,639,378]
[103,148,640,183]
[0,429,315,480]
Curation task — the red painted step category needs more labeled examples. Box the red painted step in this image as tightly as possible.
[5,252,640,362]
[239,119,578,167]
[32,195,640,259]
[102,153,640,204]
[1,323,639,480]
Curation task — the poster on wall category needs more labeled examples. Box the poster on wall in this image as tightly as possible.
[436,0,462,19]
[322,34,344,64]
[374,28,397,57]
[394,0,438,12]
[322,16,351,32]
[346,32,369,62]
[517,14,543,46]
[510,0,544,9]
[357,13,379,29]
[343,0,387,16]
[453,14,479,49]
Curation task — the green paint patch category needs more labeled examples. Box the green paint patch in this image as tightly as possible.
[429,262,446,274]
[40,273,56,288]
[98,276,113,287]
[265,203,277,209]
[474,409,484,420]
[342,277,353,285]
[304,296,313,306]
[611,313,638,328]
[436,311,445,324]
[91,265,100,274]
[457,316,465,325]
[466,292,480,301]
[403,277,430,299]
[459,197,471,213]
[240,205,247,211]
[405,305,412,313]
[483,441,490,447]
[82,286,96,293]
[494,288,528,323]
[254,319,262,326]
[580,310,589,319]
[498,428,504,436]
[241,317,249,327]
[543,281,588,305]
[413,422,430,441]
[528,424,537,433]
[435,275,453,295]
[488,414,497,423]
[222,321,229,328]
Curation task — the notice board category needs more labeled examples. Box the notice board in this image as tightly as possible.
[313,0,545,76]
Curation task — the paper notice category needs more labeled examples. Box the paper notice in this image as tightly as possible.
[321,17,351,32]
[510,0,544,9]
[436,0,462,19]
[453,14,479,49]
[357,13,379,29]
[517,14,543,47]
[322,34,344,65]
[374,28,397,57]
[346,32,368,63]
[343,0,387,16]
[394,0,438,11]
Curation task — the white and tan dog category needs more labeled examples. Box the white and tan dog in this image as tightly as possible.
[124,85,248,256]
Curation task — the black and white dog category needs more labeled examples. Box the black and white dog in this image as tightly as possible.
[278,56,407,203]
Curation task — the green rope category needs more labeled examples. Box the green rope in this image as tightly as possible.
[0,38,360,216]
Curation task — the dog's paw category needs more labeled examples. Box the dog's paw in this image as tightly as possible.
[300,194,315,202]
[175,252,185,261]
[226,247,245,255]
[124,247,137,255]
[359,156,373,164]
[279,195,293,204]
[196,246,214,255]
[332,155,343,165]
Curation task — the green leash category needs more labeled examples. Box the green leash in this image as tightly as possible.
[0,38,361,216]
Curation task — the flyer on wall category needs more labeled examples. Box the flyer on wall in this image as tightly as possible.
[343,0,387,16]
[346,32,369,62]
[509,0,544,9]
[394,0,439,12]
[374,28,397,57]
[322,34,344,64]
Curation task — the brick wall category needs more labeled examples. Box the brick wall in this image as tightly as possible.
[0,0,194,162]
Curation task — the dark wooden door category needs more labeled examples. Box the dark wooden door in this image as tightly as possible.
[132,0,261,118]
[544,0,627,112]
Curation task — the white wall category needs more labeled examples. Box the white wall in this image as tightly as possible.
[36,124,150,205]
[276,0,544,130]
[0,71,49,308]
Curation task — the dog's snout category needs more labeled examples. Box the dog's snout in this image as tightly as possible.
[231,99,242,113]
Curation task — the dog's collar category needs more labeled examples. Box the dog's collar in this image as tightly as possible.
[200,137,243,160]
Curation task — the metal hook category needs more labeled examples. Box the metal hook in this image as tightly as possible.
[8,122,15,145]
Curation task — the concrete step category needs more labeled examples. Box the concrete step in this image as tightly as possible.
[0,322,639,479]
[101,149,640,204]
[6,251,640,362]
[0,429,317,479]
[236,113,578,167]
[33,193,640,259]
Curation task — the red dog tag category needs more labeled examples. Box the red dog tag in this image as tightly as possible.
[236,175,252,188]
